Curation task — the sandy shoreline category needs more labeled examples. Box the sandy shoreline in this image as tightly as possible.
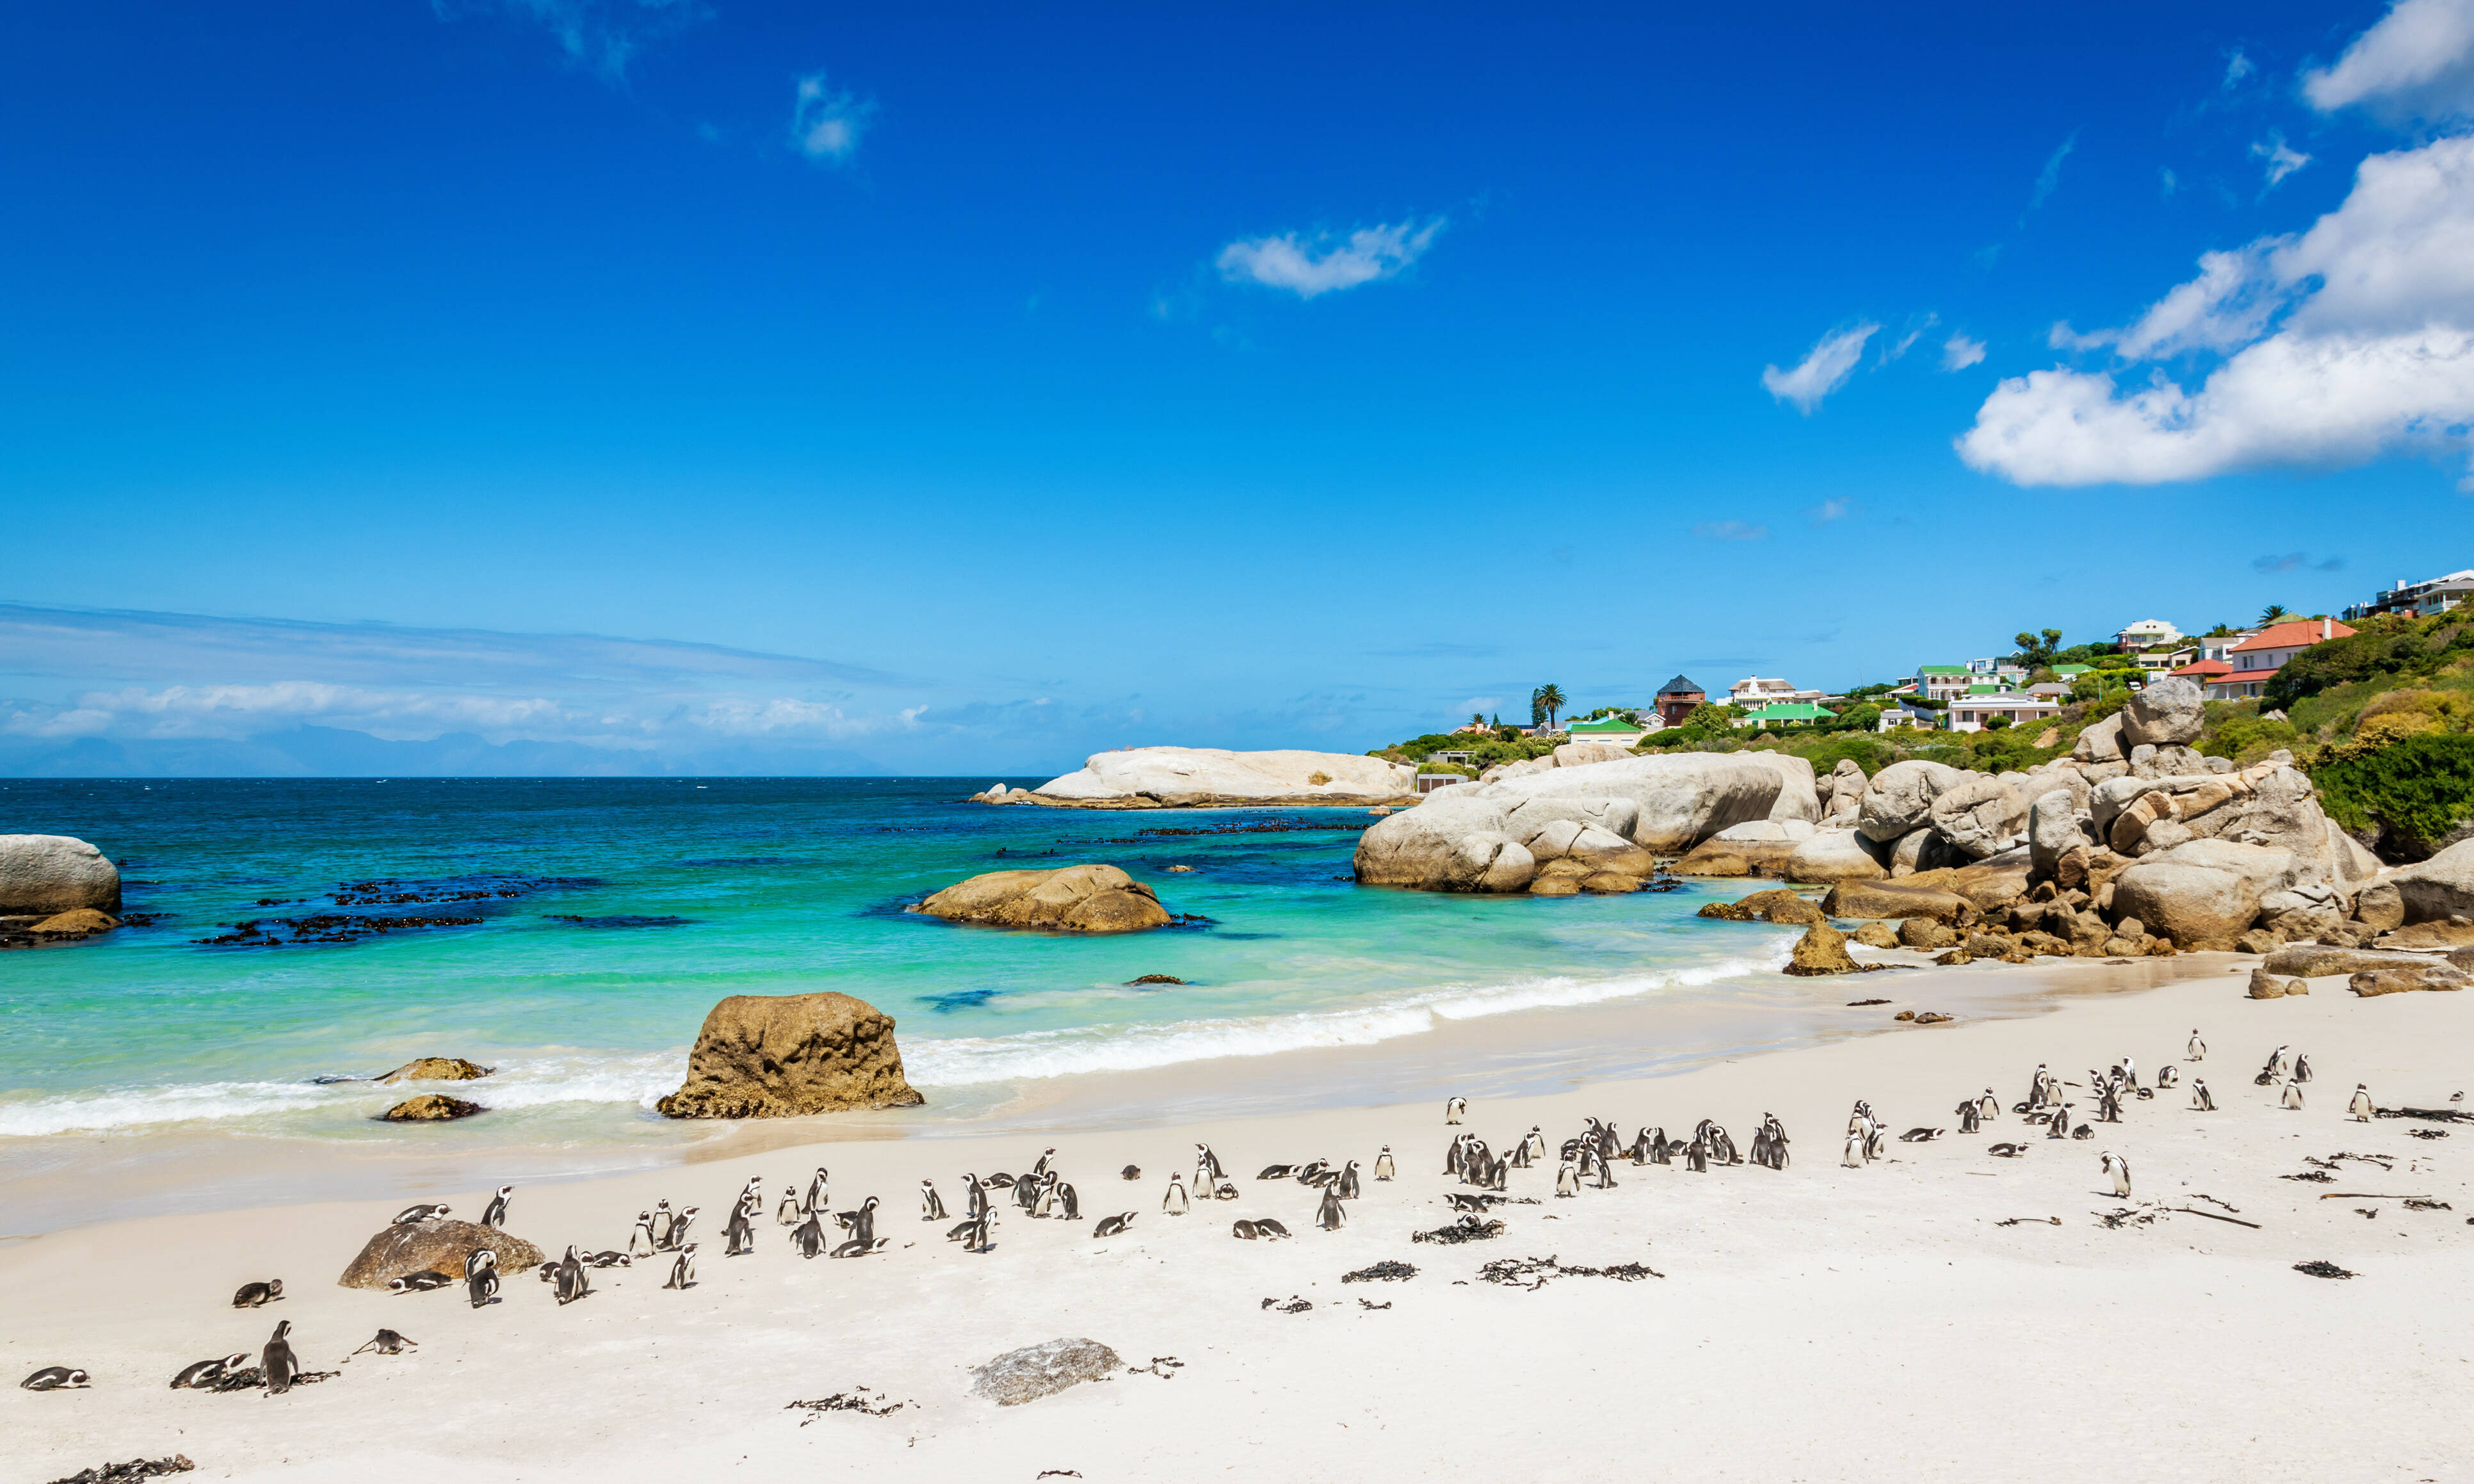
[8,953,2473,1482]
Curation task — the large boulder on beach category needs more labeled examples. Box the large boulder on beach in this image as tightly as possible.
[1742,752,1822,823]
[1823,759,1868,819]
[1355,754,1785,892]
[656,992,925,1119]
[2073,713,2126,763]
[2389,839,2474,923]
[1857,761,1966,843]
[1002,748,1413,808]
[916,864,1171,933]
[1782,920,1859,975]
[2261,945,2432,978]
[1928,775,2031,860]
[1821,879,1971,923]
[2028,789,2086,878]
[2349,964,2472,996]
[338,1218,542,1291]
[2108,840,2298,949]
[1784,828,1888,883]
[0,835,120,915]
[970,1337,1124,1406]
[2121,677,2204,746]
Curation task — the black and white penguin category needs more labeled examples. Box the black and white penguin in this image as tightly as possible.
[465,1249,500,1309]
[723,1204,756,1257]
[2121,1055,2139,1090]
[1373,1147,1395,1181]
[1956,1099,1981,1134]
[2102,1151,2131,1198]
[2269,1044,2294,1079]
[647,1200,674,1250]
[775,1188,803,1227]
[2157,1065,2179,1088]
[346,1330,414,1359]
[2192,1078,2216,1111]
[1193,1152,1217,1200]
[1842,1129,1866,1168]
[391,1203,449,1225]
[1987,1142,2026,1157]
[2350,1083,2375,1121]
[835,1195,879,1246]
[232,1279,283,1308]
[1445,1095,1466,1125]
[627,1211,657,1257]
[791,1213,827,1259]
[480,1185,513,1229]
[1555,1157,1580,1197]
[1899,1127,1943,1143]
[1256,1163,1294,1180]
[2295,1053,2313,1083]
[984,1172,1016,1188]
[1231,1219,1259,1239]
[1197,1143,1225,1181]
[588,1250,629,1268]
[263,1319,301,1396]
[1015,1174,1044,1213]
[920,1180,947,1221]
[1057,1181,1081,1220]
[1336,1160,1361,1200]
[556,1245,590,1304]
[2282,1079,2306,1110]
[172,1352,252,1388]
[830,1234,887,1258]
[1093,1213,1135,1238]
[1253,1218,1292,1239]
[388,1270,451,1293]
[21,1367,88,1391]
[1030,1147,1058,1177]
[964,1173,989,1220]
[668,1206,700,1251]
[1162,1175,1190,1215]
[2045,1103,2073,1139]
[665,1243,697,1289]
[805,1168,830,1214]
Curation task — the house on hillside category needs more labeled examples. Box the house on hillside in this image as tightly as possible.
[2114,618,2183,650]
[1916,665,1974,702]
[2204,617,2357,700]
[1735,702,1833,729]
[1728,677,1823,707]
[1653,675,1706,728]
[1946,691,2062,732]
[2343,569,2474,622]
[1567,716,1649,746]
[1878,697,1940,730]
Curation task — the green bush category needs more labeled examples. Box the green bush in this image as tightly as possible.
[2308,732,2474,860]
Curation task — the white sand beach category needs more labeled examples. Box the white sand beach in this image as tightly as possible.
[9,956,2473,1484]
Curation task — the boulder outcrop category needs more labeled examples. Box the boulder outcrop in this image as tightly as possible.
[1696,888,1825,924]
[1670,820,1811,877]
[1354,754,1787,892]
[656,992,925,1119]
[1820,880,1971,924]
[1783,920,1859,975]
[2108,840,2300,951]
[2349,965,2471,996]
[2390,839,2474,924]
[915,865,1171,933]
[2121,677,2204,746]
[2073,713,2126,763]
[985,748,1414,809]
[1928,775,2031,859]
[339,1218,542,1291]
[1857,761,1966,843]
[1783,828,1888,883]
[28,908,117,937]
[0,835,120,915]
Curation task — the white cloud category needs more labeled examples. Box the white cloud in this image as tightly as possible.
[792,72,873,164]
[1692,520,1770,541]
[1942,334,1987,370]
[2224,49,2256,88]
[2160,167,2181,198]
[1807,498,1854,523]
[451,0,706,83]
[2253,134,2313,187]
[2028,131,2079,213]
[1760,323,1878,413]
[2303,0,2474,124]
[1956,134,2474,487]
[1215,220,1444,298]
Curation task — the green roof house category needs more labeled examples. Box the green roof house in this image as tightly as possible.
[1735,702,1833,727]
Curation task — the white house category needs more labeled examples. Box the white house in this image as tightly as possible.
[2344,569,2474,622]
[1914,666,1975,702]
[1727,676,1824,706]
[2114,618,2183,650]
[2205,617,2356,700]
[1944,691,2062,733]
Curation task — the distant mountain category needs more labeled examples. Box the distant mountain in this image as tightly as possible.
[0,726,893,778]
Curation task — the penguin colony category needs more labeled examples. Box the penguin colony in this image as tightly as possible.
[15,1029,2411,1398]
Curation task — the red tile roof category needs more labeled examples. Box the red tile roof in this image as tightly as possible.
[2229,619,2355,652]
[2172,659,2233,677]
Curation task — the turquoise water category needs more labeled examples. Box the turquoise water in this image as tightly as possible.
[0,778,1788,1156]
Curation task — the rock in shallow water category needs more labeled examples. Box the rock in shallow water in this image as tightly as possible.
[656,992,924,1119]
[380,1057,493,1084]
[914,864,1171,933]
[969,1337,1123,1406]
[380,1094,484,1121]
[0,835,120,915]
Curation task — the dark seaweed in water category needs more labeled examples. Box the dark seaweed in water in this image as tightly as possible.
[334,874,599,907]
[195,873,599,946]
[195,914,482,946]
[547,914,693,930]
[44,1458,193,1484]
[925,988,998,1013]
[1341,1261,1417,1283]
[2293,1260,2356,1279]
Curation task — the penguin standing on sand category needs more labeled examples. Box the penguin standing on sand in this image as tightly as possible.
[2192,1079,2216,1111]
[723,1204,756,1257]
[2102,1152,2131,1198]
[1314,1184,1346,1230]
[647,1200,674,1250]
[1555,1157,1581,1197]
[775,1188,803,1227]
[1162,1175,1190,1216]
[555,1245,590,1303]
[1373,1147,1396,1181]
[921,1180,947,1221]
[2282,1079,2306,1110]
[1445,1096,1466,1125]
[480,1185,513,1229]
[2350,1083,2375,1122]
[2187,1029,2206,1061]
[1193,1152,1218,1200]
[465,1249,499,1309]
[804,1168,830,1215]
[667,1206,699,1251]
[965,1173,989,1220]
[2046,1103,2073,1140]
[2121,1056,2139,1091]
[1842,1128,1865,1168]
[263,1320,300,1396]
[1957,1099,1981,1134]
[1523,1126,1548,1163]
[2295,1053,2313,1083]
[627,1211,656,1257]
[791,1213,827,1259]
[834,1196,879,1248]
[665,1243,697,1290]
[1336,1160,1361,1200]
[1197,1143,1225,1182]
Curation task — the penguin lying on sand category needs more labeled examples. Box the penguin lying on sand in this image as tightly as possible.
[22,1367,88,1391]
[232,1280,283,1308]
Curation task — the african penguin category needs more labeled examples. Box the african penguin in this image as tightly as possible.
[20,1367,88,1391]
[667,1206,700,1250]
[1445,1095,1466,1124]
[1336,1160,1361,1200]
[665,1244,697,1289]
[263,1319,301,1396]
[480,1184,513,1229]
[2282,1079,2306,1110]
[388,1270,451,1293]
[391,1203,449,1225]
[1093,1213,1135,1238]
[232,1279,283,1308]
[1121,1164,1142,1181]
[1162,1175,1190,1215]
[2191,1079,2215,1111]
[554,1245,590,1304]
[346,1329,415,1359]
[805,1168,830,1214]
[776,1188,803,1227]
[2102,1151,2131,1198]
[647,1200,674,1250]
[2350,1083,2375,1122]
[1373,1147,1396,1181]
[1315,1186,1346,1230]
[920,1180,947,1222]
[465,1248,500,1309]
[1555,1158,1580,1197]
[627,1211,657,1257]
[172,1353,252,1388]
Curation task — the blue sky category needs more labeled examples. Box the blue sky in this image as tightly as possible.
[5,0,2472,775]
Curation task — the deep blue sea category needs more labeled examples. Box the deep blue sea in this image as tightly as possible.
[1,777,1821,1225]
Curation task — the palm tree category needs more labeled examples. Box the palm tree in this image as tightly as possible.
[1469,712,1485,729]
[1535,683,1567,731]
[2258,603,2292,627]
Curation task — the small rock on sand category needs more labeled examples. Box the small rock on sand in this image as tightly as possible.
[969,1337,1124,1406]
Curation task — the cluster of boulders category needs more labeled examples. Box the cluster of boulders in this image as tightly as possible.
[0,834,123,945]
[975,748,1416,809]
[1670,679,2413,955]
[1354,752,1816,894]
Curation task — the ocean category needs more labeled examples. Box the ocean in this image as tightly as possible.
[0,777,1933,1230]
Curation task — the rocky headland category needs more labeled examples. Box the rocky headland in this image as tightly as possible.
[974,747,1416,809]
